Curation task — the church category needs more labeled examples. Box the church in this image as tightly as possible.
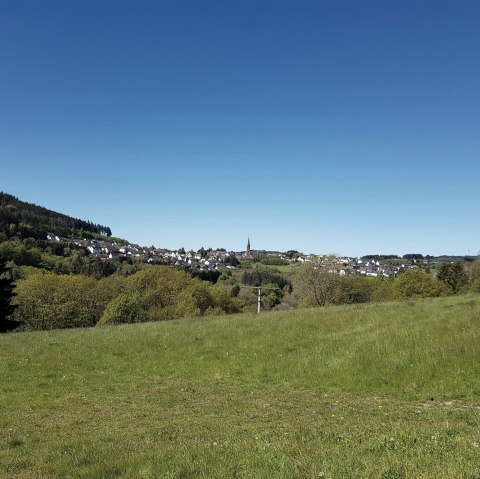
[245,238,252,258]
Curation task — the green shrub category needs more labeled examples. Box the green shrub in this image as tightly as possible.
[394,269,450,299]
[97,292,146,326]
[371,276,396,303]
[339,275,375,304]
[14,273,105,330]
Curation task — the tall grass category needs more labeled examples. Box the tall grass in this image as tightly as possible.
[1,295,479,478]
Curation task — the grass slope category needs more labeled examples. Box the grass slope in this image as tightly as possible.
[1,296,480,478]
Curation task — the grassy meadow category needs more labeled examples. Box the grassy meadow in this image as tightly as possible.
[1,295,480,478]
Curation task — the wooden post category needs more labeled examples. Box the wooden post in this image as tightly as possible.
[257,287,261,314]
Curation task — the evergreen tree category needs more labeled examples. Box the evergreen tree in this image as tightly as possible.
[437,261,469,294]
[0,258,18,327]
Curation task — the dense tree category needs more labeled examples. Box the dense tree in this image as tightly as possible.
[339,275,376,304]
[260,283,285,309]
[190,269,221,284]
[13,273,106,330]
[0,192,112,240]
[0,194,127,280]
[0,258,18,330]
[0,241,42,267]
[14,271,129,330]
[436,262,469,294]
[242,269,291,291]
[120,267,241,322]
[362,255,400,261]
[394,269,450,299]
[465,257,480,291]
[403,254,424,260]
[371,275,396,303]
[223,254,240,267]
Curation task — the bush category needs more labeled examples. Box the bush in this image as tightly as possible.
[371,276,396,303]
[14,273,105,330]
[97,292,146,326]
[105,267,242,324]
[13,265,244,330]
[467,277,480,293]
[394,269,450,299]
[336,275,375,304]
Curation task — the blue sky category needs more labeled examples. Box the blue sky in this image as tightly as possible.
[1,1,479,256]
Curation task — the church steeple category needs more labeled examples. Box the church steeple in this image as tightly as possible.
[246,237,251,256]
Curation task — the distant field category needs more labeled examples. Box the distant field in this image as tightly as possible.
[1,295,479,478]
[254,262,299,273]
[270,262,299,273]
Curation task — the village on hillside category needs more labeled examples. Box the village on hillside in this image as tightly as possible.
[46,234,468,278]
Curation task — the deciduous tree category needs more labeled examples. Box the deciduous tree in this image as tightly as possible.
[293,261,342,307]
[394,268,450,299]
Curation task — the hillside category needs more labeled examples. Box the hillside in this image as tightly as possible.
[0,192,111,241]
[1,295,479,478]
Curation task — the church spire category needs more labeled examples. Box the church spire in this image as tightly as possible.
[246,237,251,256]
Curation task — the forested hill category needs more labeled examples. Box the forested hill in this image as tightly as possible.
[0,192,112,241]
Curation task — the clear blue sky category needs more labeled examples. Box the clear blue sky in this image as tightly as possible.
[1,1,479,256]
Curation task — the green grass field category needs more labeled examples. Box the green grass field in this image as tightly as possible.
[1,295,480,478]
[263,263,299,273]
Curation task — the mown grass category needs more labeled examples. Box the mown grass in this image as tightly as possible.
[1,295,480,478]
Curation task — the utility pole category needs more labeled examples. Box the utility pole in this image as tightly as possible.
[240,284,280,314]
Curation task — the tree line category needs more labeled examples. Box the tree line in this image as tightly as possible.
[292,259,475,307]
[4,265,241,331]
[1,253,479,333]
